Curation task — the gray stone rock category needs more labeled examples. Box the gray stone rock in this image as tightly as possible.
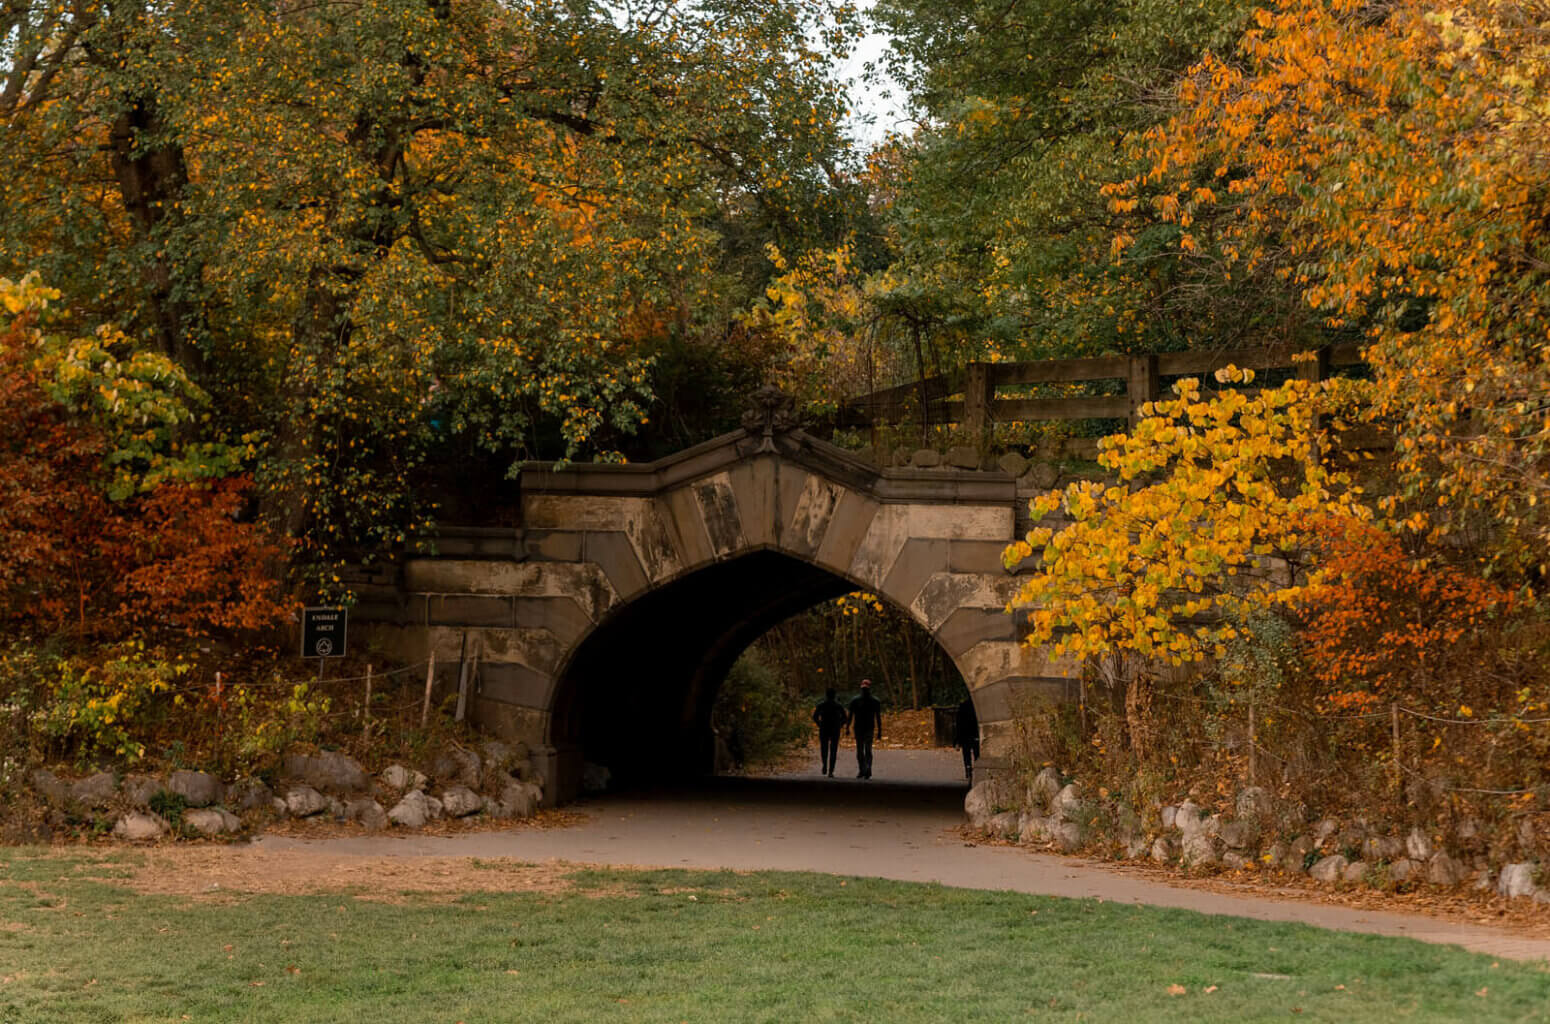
[987,810,1021,840]
[327,796,347,820]
[1181,832,1218,867]
[479,741,516,777]
[1219,820,1256,850]
[226,778,273,813]
[911,449,941,468]
[122,773,164,808]
[1389,858,1417,884]
[440,785,484,818]
[1160,805,1178,831]
[997,452,1030,477]
[283,750,369,794]
[1406,827,1434,862]
[1175,800,1206,836]
[1017,811,1051,845]
[1050,783,1083,822]
[1456,817,1483,843]
[946,445,979,470]
[381,764,427,792]
[166,770,223,808]
[1264,842,1289,869]
[112,811,168,841]
[430,747,482,788]
[270,797,288,817]
[1151,836,1178,863]
[1337,825,1368,853]
[30,769,72,806]
[346,799,388,831]
[964,778,1011,829]
[1498,862,1538,899]
[1341,860,1368,884]
[1024,463,1060,491]
[1363,836,1405,862]
[1124,835,1152,859]
[69,771,118,807]
[282,784,328,818]
[1029,767,1062,810]
[388,791,430,828]
[490,780,540,820]
[1222,851,1252,871]
[184,808,241,836]
[426,795,444,820]
[1310,855,1349,883]
[1050,821,1083,853]
[1427,852,1467,887]
[1235,786,1274,821]
[1314,818,1340,847]
[1287,834,1315,869]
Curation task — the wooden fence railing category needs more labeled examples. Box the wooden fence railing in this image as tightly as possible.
[837,343,1366,433]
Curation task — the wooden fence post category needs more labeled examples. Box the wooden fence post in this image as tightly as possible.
[1391,702,1402,798]
[1298,345,1331,451]
[362,664,373,743]
[421,652,437,729]
[964,362,992,445]
[1127,354,1159,430]
[1248,702,1257,786]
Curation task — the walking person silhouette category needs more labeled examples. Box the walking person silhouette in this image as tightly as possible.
[847,680,882,779]
[955,695,979,783]
[811,687,849,778]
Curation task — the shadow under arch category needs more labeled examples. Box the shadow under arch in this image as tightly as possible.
[549,547,973,789]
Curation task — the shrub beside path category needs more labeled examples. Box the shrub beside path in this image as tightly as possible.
[250,749,1550,963]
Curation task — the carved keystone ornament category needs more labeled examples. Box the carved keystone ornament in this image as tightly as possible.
[740,385,798,451]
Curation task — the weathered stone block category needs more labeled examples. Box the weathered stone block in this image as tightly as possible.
[692,473,747,557]
[946,446,979,470]
[428,595,515,628]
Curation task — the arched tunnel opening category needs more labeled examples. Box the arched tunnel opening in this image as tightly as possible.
[550,549,971,794]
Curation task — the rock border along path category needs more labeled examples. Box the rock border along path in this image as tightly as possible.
[251,749,1550,963]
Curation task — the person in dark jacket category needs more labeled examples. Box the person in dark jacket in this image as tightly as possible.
[847,680,883,779]
[811,688,849,778]
[955,696,980,783]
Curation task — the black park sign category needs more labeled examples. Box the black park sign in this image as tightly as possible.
[301,606,348,659]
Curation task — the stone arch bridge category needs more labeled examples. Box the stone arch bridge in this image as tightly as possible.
[355,393,1081,804]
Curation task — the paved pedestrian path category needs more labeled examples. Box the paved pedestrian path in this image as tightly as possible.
[254,749,1550,962]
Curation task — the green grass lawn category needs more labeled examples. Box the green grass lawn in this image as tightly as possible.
[1,850,1546,1023]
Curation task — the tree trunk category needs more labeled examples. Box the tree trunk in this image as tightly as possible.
[1122,663,1155,764]
[107,93,206,373]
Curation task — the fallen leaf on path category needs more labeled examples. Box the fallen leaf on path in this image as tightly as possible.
[1167,984,1186,996]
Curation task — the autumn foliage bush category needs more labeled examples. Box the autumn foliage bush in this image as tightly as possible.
[1005,375,1549,849]
[1298,514,1520,715]
[0,278,294,772]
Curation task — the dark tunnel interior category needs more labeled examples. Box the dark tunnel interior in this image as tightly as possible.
[551,549,860,786]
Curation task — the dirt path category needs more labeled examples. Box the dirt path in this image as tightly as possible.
[237,749,1550,962]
